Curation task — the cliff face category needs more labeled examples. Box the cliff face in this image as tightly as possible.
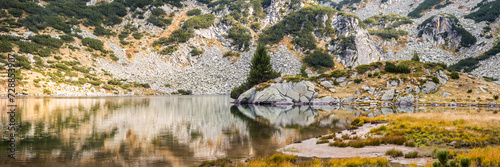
[418,14,468,51]
[0,0,499,96]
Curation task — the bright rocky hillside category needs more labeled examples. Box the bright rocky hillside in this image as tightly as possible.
[0,0,499,96]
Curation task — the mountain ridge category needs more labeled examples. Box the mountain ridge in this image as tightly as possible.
[0,0,499,96]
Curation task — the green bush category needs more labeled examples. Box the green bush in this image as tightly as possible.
[147,16,172,27]
[405,151,418,158]
[14,55,32,70]
[187,9,202,16]
[460,157,470,167]
[16,42,39,54]
[178,89,192,95]
[190,47,203,56]
[161,29,194,45]
[353,78,362,84]
[494,95,499,100]
[59,35,75,42]
[450,72,459,79]
[133,33,143,40]
[303,50,334,69]
[368,27,408,40]
[110,54,119,61]
[467,89,472,93]
[8,8,23,17]
[437,150,449,166]
[411,51,420,62]
[0,40,12,53]
[385,149,403,157]
[182,14,215,30]
[385,62,410,73]
[151,8,166,16]
[94,26,112,36]
[82,38,104,51]
[300,65,308,78]
[251,22,261,31]
[227,24,252,50]
[29,35,64,48]
[223,51,240,57]
[107,79,121,85]
[103,85,118,91]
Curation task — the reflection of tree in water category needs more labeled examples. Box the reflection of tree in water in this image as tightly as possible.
[230,105,278,140]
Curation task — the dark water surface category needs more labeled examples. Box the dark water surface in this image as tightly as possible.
[0,96,496,166]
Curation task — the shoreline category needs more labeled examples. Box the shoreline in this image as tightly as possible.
[1,94,499,108]
[278,123,432,166]
[232,101,500,108]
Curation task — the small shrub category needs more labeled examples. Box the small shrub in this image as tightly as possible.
[251,22,261,31]
[182,14,215,30]
[329,141,348,147]
[450,71,460,79]
[405,151,418,158]
[353,78,362,84]
[186,9,201,16]
[460,157,470,167]
[82,38,104,51]
[385,149,403,157]
[178,89,192,95]
[385,62,410,73]
[405,140,416,147]
[110,54,119,61]
[190,47,203,56]
[494,95,499,100]
[300,65,308,78]
[449,160,458,167]
[467,89,472,93]
[316,140,329,144]
[411,51,420,62]
[437,150,449,166]
[223,51,240,57]
[103,85,117,91]
[303,50,334,70]
[43,89,51,95]
[431,76,440,84]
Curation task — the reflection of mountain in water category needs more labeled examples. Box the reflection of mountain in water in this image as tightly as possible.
[234,105,418,129]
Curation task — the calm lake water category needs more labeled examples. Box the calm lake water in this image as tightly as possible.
[0,96,497,166]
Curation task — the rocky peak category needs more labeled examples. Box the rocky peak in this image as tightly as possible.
[418,14,471,50]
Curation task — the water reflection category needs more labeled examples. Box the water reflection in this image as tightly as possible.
[0,96,494,166]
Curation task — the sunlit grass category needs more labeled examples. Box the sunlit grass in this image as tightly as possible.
[355,111,500,147]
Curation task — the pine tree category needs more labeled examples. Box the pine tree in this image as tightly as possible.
[246,44,281,86]
[231,44,280,99]
[411,51,420,62]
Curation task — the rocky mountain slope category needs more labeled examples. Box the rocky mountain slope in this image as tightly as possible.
[0,0,499,96]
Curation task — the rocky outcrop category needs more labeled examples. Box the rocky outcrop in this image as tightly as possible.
[418,14,463,50]
[421,81,439,94]
[326,15,385,67]
[381,89,395,101]
[236,80,318,105]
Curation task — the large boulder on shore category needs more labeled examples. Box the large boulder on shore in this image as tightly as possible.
[381,89,395,101]
[421,81,440,94]
[236,81,318,104]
